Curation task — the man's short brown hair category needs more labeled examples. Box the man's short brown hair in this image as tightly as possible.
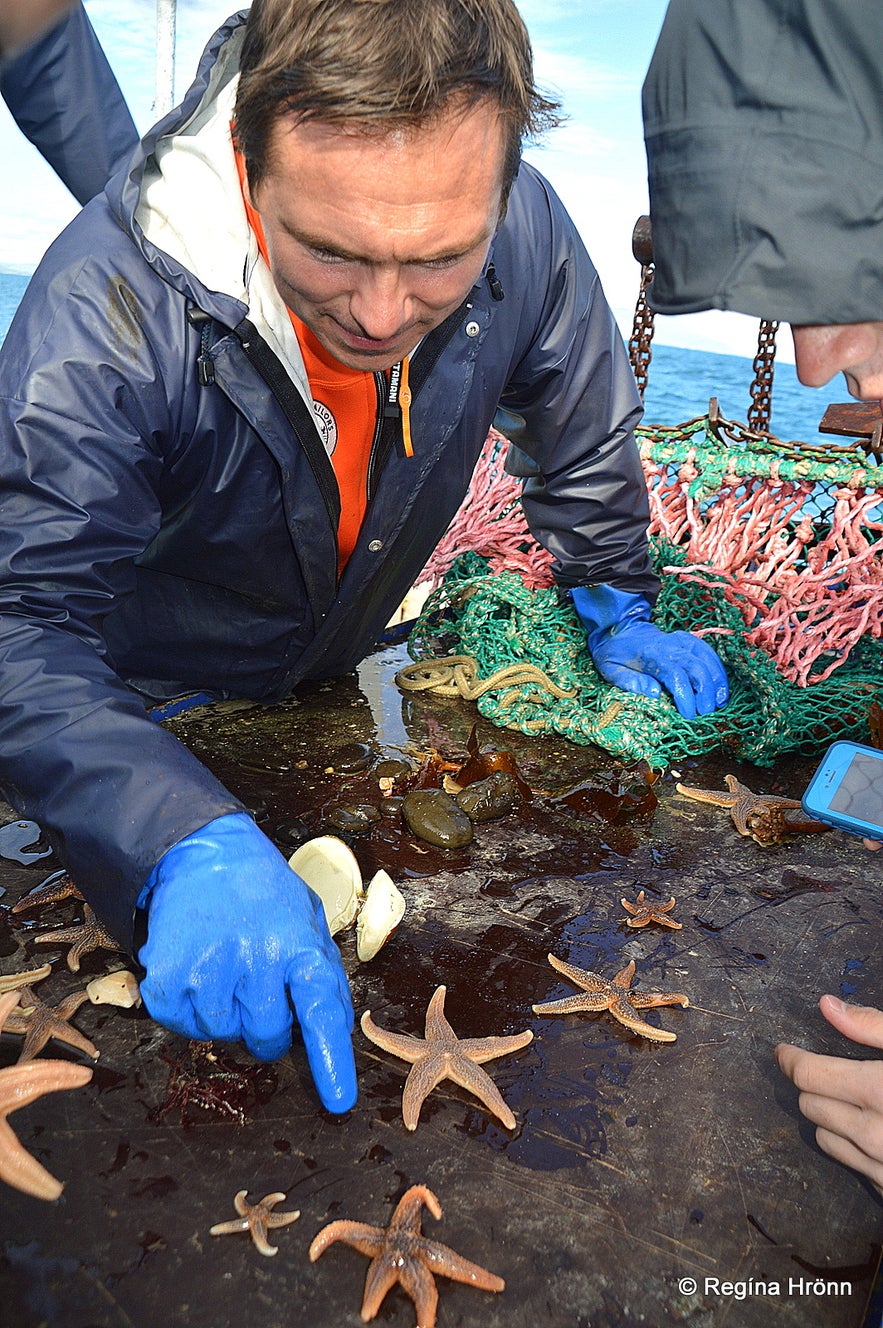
[234,0,561,204]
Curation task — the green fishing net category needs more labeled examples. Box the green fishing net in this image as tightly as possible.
[406,415,882,768]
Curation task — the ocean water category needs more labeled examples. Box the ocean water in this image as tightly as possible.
[0,271,30,349]
[0,270,847,442]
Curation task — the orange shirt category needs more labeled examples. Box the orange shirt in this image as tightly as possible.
[235,150,376,570]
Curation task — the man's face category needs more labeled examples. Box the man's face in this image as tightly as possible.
[791,322,883,402]
[245,101,506,371]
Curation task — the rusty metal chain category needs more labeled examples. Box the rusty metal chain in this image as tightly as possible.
[628,216,656,401]
[628,263,656,402]
[747,319,779,433]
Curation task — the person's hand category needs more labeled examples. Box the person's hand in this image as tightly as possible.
[776,995,883,1195]
[137,812,357,1112]
[571,584,729,720]
[863,839,881,851]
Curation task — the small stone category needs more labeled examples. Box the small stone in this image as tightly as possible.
[277,819,312,848]
[330,742,377,773]
[379,797,404,820]
[327,804,381,832]
[402,790,473,849]
[456,772,519,823]
[374,759,413,781]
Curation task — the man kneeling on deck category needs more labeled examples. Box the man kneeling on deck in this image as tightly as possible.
[0,0,727,1109]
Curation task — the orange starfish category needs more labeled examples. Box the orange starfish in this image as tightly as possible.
[0,991,93,1200]
[533,954,689,1043]
[309,1183,504,1328]
[620,890,682,930]
[34,904,123,972]
[4,984,99,1063]
[209,1189,300,1256]
[676,775,827,845]
[361,985,532,1130]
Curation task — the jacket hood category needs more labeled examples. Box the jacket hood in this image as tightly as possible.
[106,9,308,385]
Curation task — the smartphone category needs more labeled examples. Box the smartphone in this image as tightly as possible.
[802,741,883,840]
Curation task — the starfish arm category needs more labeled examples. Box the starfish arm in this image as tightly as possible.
[309,1220,386,1261]
[0,1117,66,1201]
[209,1217,251,1236]
[401,1055,449,1131]
[624,913,651,928]
[0,965,52,992]
[532,994,609,1015]
[18,1019,99,1065]
[360,1011,426,1063]
[456,1030,533,1063]
[360,1255,408,1324]
[248,1221,280,1257]
[545,953,608,992]
[390,1185,443,1228]
[729,803,753,835]
[621,899,640,917]
[654,915,683,930]
[417,1237,506,1291]
[10,875,82,913]
[34,923,84,948]
[612,961,637,988]
[446,1057,517,1130]
[423,986,458,1043]
[675,782,736,808]
[0,1060,92,1200]
[608,995,677,1042]
[630,992,690,1009]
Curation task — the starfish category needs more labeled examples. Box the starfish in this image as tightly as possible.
[3,985,99,1063]
[309,1183,504,1328]
[209,1189,300,1256]
[533,954,689,1043]
[676,775,827,846]
[621,890,682,930]
[360,986,533,1131]
[0,991,93,1200]
[10,872,84,914]
[33,905,124,971]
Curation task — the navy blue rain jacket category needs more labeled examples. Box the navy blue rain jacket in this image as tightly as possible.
[0,12,655,946]
[1,2,137,206]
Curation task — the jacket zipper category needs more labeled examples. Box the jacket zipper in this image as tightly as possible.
[365,298,472,502]
[231,318,341,535]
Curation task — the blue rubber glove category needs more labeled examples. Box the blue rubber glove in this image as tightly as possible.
[137,812,357,1112]
[571,584,729,721]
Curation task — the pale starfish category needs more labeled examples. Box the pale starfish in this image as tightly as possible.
[621,890,682,930]
[309,1183,504,1328]
[533,954,689,1043]
[0,991,93,1200]
[361,986,533,1131]
[0,964,52,993]
[4,985,99,1063]
[676,775,827,846]
[209,1190,300,1257]
[10,873,83,914]
[33,905,124,971]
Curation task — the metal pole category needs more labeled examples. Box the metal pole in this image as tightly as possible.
[155,0,177,117]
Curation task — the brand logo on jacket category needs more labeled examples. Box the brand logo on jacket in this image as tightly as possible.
[311,400,338,456]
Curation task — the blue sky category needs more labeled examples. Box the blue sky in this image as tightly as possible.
[0,0,762,358]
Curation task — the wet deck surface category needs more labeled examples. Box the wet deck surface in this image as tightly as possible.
[1,642,881,1328]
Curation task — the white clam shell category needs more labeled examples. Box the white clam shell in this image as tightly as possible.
[356,869,406,962]
[86,970,142,1008]
[288,836,362,935]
